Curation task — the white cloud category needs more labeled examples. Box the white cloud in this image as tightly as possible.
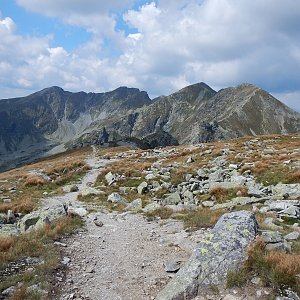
[16,0,134,37]
[1,1,300,113]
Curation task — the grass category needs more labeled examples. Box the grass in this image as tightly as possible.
[228,238,300,296]
[226,268,248,288]
[0,216,83,297]
[0,159,90,214]
[179,208,225,231]
[247,241,300,294]
[209,186,248,203]
[144,207,174,220]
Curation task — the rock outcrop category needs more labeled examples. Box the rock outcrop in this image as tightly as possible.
[156,211,258,300]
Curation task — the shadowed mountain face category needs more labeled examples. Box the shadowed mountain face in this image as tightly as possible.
[0,82,299,171]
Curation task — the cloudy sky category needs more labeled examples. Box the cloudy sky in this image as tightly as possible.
[0,0,300,111]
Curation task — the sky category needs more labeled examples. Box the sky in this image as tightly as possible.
[0,0,300,111]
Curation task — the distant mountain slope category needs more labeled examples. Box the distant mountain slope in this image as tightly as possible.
[0,82,299,171]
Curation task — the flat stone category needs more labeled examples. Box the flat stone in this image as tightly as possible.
[202,201,215,208]
[279,206,300,219]
[54,241,67,247]
[107,192,127,203]
[284,231,300,241]
[211,197,265,210]
[1,286,16,296]
[62,184,79,193]
[164,261,181,273]
[125,199,142,211]
[93,220,104,227]
[163,192,181,205]
[105,172,117,185]
[261,231,283,243]
[68,207,88,217]
[142,203,161,213]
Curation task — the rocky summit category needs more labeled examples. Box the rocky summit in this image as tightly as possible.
[0,134,299,300]
[0,82,300,171]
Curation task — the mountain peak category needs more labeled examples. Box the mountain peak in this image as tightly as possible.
[175,82,216,95]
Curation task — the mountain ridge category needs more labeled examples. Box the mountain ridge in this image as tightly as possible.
[0,82,299,171]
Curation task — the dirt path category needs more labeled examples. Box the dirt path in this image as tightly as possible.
[42,147,111,210]
[57,212,205,300]
[46,148,205,300]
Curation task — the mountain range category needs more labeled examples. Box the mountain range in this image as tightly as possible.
[0,82,299,171]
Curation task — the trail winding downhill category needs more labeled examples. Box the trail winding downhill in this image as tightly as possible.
[45,147,204,300]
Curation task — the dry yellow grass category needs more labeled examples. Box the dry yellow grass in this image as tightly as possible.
[0,237,14,252]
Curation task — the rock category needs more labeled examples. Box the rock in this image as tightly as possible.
[223,295,241,300]
[196,169,209,180]
[105,172,117,185]
[62,184,79,193]
[279,206,300,219]
[284,231,300,241]
[7,210,16,224]
[137,181,148,194]
[125,199,142,211]
[94,220,104,227]
[182,190,194,202]
[68,207,88,217]
[0,213,5,224]
[145,173,156,180]
[156,211,258,300]
[18,205,66,232]
[209,182,245,190]
[185,174,193,182]
[211,197,266,210]
[3,198,11,203]
[263,217,283,230]
[261,231,283,243]
[248,187,265,198]
[272,183,300,199]
[163,192,182,205]
[186,156,194,163]
[202,201,215,208]
[164,261,181,273]
[0,224,20,237]
[230,175,247,185]
[107,192,127,203]
[265,241,291,252]
[54,241,67,247]
[1,286,16,296]
[251,277,261,285]
[266,200,300,211]
[85,266,95,273]
[62,257,71,265]
[229,164,238,170]
[143,203,161,213]
[80,186,102,197]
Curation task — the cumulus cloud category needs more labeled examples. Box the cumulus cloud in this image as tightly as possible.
[1,0,300,112]
[16,0,134,37]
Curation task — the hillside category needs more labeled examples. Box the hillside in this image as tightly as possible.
[0,134,299,299]
[0,83,300,172]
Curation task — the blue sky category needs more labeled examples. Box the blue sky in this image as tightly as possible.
[0,0,300,111]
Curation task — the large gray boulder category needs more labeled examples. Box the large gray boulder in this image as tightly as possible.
[18,205,66,232]
[156,211,258,300]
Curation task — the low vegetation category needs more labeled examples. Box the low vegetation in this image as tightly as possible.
[0,147,91,214]
[226,238,300,297]
[0,216,83,298]
[180,208,225,231]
